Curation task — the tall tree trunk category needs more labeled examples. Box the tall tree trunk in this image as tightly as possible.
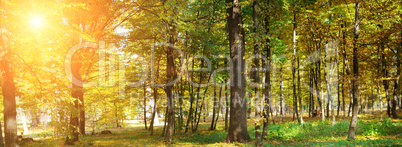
[308,19,325,121]
[176,54,185,131]
[397,40,401,110]
[262,0,272,139]
[342,36,346,119]
[320,61,325,121]
[185,56,194,133]
[341,22,353,118]
[1,31,17,147]
[225,0,251,142]
[252,0,261,145]
[309,68,313,117]
[79,94,85,135]
[379,24,391,117]
[193,59,205,132]
[161,107,167,137]
[298,57,303,123]
[224,85,229,131]
[382,49,390,117]
[178,74,184,131]
[292,4,300,123]
[144,83,148,130]
[280,65,284,123]
[348,0,360,140]
[319,62,325,121]
[211,81,217,130]
[225,63,229,132]
[324,41,334,125]
[392,46,399,118]
[377,43,383,121]
[313,63,322,117]
[150,59,160,135]
[194,73,212,132]
[213,86,223,130]
[65,56,82,145]
[392,79,398,118]
[164,23,176,142]
[149,88,157,135]
[336,41,340,117]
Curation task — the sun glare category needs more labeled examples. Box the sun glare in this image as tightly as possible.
[31,16,44,28]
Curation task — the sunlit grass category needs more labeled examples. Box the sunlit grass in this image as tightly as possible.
[20,113,402,146]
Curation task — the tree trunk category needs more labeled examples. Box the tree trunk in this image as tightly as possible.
[342,55,346,119]
[194,74,212,132]
[292,3,300,124]
[377,44,383,121]
[280,65,284,123]
[225,0,251,142]
[0,33,17,147]
[247,93,252,119]
[397,41,401,110]
[252,0,261,145]
[348,0,359,140]
[342,21,353,118]
[164,24,176,142]
[150,59,160,135]
[336,41,340,117]
[211,82,217,130]
[149,88,157,135]
[161,107,167,137]
[262,14,271,138]
[185,56,194,133]
[65,55,82,145]
[392,79,398,118]
[392,46,399,118]
[324,41,334,125]
[225,62,229,132]
[144,83,148,130]
[341,23,346,119]
[193,60,207,132]
[320,61,325,121]
[225,85,229,131]
[214,86,223,130]
[297,57,303,123]
[178,73,184,130]
[309,19,324,121]
[79,95,85,135]
[309,68,313,117]
[313,63,322,117]
[379,24,391,117]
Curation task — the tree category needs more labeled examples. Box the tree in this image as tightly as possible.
[252,0,262,145]
[225,0,251,143]
[0,27,18,147]
[162,0,177,142]
[291,0,301,124]
[65,52,82,145]
[347,0,360,140]
[262,0,272,138]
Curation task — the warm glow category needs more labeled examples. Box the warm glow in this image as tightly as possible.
[31,16,44,28]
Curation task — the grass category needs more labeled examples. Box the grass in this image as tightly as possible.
[20,112,402,146]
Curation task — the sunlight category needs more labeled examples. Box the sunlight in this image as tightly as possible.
[31,16,44,28]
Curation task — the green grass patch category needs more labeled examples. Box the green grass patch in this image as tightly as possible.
[21,118,402,146]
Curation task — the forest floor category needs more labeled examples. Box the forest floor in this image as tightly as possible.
[20,110,402,146]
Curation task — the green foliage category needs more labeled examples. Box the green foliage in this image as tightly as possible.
[15,119,402,146]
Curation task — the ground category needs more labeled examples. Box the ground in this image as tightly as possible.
[19,110,402,146]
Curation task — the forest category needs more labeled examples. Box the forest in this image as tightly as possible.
[0,0,401,146]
